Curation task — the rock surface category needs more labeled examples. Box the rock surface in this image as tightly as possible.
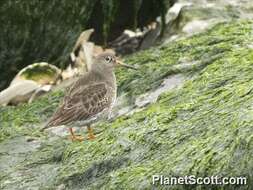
[11,62,61,86]
[0,80,40,106]
[1,20,253,189]
[163,0,253,41]
[0,62,60,106]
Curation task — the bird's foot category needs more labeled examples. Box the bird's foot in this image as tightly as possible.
[69,128,84,142]
[87,125,95,140]
[69,135,85,142]
[87,134,96,140]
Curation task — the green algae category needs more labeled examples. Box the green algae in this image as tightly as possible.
[1,20,253,189]
[0,90,64,142]
[20,63,60,83]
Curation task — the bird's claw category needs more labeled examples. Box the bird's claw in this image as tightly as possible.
[88,134,96,140]
[69,135,85,142]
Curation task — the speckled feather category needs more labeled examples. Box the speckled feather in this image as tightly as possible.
[46,82,111,127]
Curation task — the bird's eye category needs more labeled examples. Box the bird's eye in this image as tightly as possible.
[105,56,112,63]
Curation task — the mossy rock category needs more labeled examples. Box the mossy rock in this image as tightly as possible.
[1,20,253,189]
[164,0,253,37]
[11,62,61,85]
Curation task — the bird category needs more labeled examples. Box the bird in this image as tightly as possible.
[41,52,137,141]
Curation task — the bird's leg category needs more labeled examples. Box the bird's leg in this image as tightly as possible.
[87,125,95,140]
[69,128,84,142]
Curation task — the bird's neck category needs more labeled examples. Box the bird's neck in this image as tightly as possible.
[91,67,116,87]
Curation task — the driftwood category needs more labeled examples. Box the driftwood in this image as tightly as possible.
[109,22,161,55]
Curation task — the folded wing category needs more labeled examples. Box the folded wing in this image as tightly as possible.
[44,82,110,128]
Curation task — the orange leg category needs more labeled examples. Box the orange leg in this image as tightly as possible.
[87,125,95,140]
[69,128,84,142]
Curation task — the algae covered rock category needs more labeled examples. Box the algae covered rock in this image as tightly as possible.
[11,62,61,86]
[1,20,253,189]
[0,62,61,106]
[163,0,253,40]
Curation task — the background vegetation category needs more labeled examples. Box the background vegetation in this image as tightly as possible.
[0,0,172,90]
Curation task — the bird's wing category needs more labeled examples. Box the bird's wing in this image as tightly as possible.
[45,82,110,127]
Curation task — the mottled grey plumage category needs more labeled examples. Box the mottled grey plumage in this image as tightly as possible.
[42,52,118,130]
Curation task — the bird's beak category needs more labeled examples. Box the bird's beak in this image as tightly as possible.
[116,60,138,70]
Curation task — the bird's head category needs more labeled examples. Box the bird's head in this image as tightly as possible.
[92,52,137,72]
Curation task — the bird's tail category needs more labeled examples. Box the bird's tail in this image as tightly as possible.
[39,120,56,132]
